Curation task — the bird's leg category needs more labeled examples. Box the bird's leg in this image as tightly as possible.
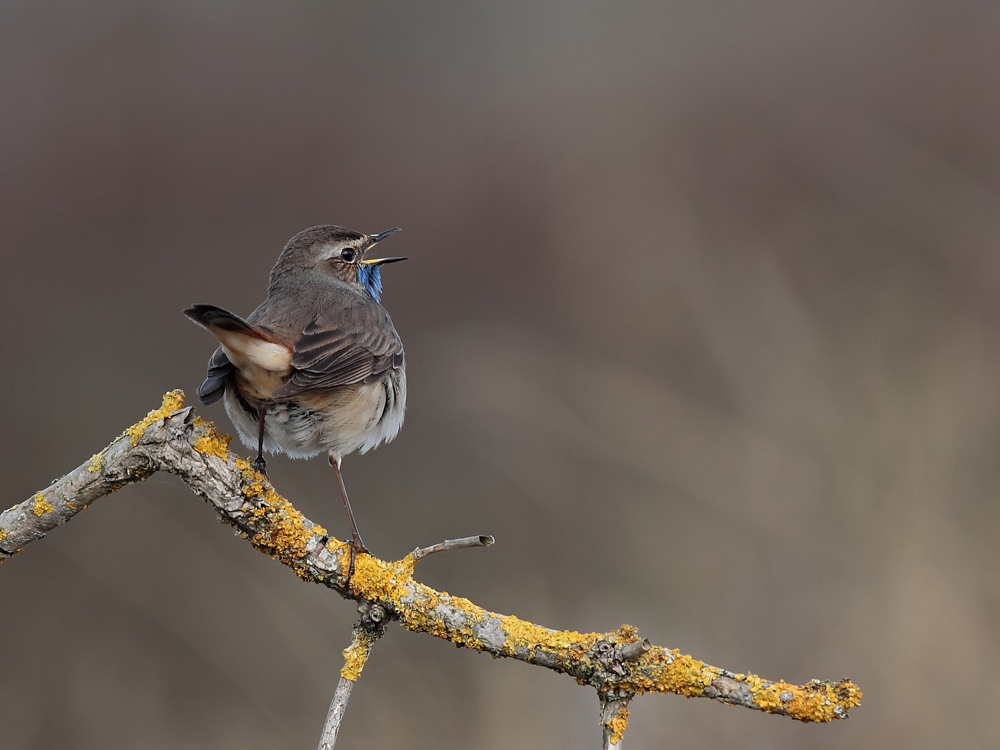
[251,409,268,476]
[329,454,369,583]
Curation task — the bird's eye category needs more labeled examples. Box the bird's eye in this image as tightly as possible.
[340,247,356,262]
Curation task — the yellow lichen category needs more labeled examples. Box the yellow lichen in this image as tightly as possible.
[340,634,375,682]
[193,430,231,460]
[500,615,598,656]
[773,678,862,722]
[87,452,104,473]
[241,472,267,498]
[353,555,606,658]
[32,493,54,516]
[630,648,717,697]
[350,552,417,602]
[124,390,186,444]
[248,487,327,563]
[0,529,6,541]
[606,704,629,745]
[616,624,640,641]
[406,591,483,647]
[629,646,861,722]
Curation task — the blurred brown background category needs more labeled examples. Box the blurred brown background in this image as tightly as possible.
[2,2,999,748]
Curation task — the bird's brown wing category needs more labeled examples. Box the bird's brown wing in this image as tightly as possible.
[271,308,403,398]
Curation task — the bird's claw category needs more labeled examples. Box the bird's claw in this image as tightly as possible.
[346,534,371,586]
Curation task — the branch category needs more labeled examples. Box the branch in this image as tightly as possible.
[318,600,390,749]
[0,392,862,742]
[412,534,494,559]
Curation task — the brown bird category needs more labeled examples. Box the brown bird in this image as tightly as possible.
[184,224,407,570]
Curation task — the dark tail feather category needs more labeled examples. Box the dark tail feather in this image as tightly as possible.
[183,304,262,337]
[184,305,249,405]
[197,346,233,405]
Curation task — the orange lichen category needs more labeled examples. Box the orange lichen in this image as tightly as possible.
[31,493,53,516]
[500,615,598,656]
[124,390,186,444]
[350,552,417,602]
[418,593,487,649]
[616,624,640,641]
[775,679,862,722]
[630,648,716,697]
[241,471,267,499]
[193,427,232,460]
[0,529,6,541]
[247,487,327,567]
[348,556,497,651]
[87,452,104,473]
[340,633,376,682]
[628,646,861,722]
[605,704,629,745]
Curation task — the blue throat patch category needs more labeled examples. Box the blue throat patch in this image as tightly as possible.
[356,263,383,302]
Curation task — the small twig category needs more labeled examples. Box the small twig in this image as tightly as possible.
[620,639,651,662]
[318,601,390,749]
[318,675,356,750]
[600,692,632,749]
[412,534,495,560]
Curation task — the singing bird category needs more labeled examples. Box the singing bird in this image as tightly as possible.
[184,224,407,566]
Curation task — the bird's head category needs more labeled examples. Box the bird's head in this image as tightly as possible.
[273,224,406,302]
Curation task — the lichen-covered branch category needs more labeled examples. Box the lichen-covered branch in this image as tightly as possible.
[318,601,389,750]
[0,391,862,738]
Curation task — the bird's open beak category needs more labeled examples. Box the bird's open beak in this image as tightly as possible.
[361,256,408,266]
[368,227,402,244]
[363,227,407,265]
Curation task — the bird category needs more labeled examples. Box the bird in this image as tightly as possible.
[183,224,407,574]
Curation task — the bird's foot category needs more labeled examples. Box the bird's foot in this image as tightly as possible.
[251,455,268,477]
[345,532,371,587]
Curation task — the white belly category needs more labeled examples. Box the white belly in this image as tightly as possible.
[222,368,406,461]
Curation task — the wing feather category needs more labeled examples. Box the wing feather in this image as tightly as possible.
[272,309,403,398]
[197,346,233,405]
